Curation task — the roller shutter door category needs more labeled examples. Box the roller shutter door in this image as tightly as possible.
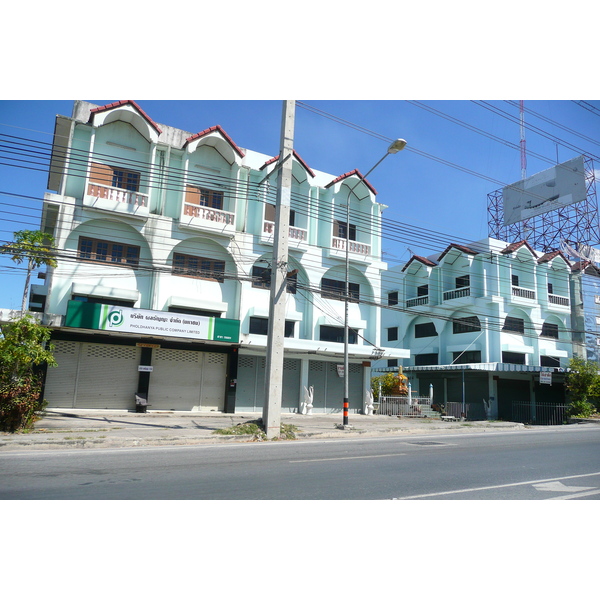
[149,348,227,411]
[76,343,140,409]
[235,356,301,412]
[44,340,80,408]
[308,360,363,413]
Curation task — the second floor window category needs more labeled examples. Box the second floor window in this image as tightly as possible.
[319,325,357,344]
[265,203,296,226]
[455,275,470,289]
[388,291,398,306]
[78,237,140,266]
[541,322,559,339]
[186,186,224,210]
[415,322,437,338]
[387,327,398,342]
[251,265,297,293]
[90,162,141,192]
[249,316,295,337]
[334,220,356,241]
[503,316,525,334]
[452,316,481,334]
[321,278,359,303]
[172,253,225,282]
[111,167,140,192]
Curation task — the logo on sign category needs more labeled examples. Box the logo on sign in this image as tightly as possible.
[107,309,124,328]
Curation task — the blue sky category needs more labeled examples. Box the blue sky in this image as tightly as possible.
[0,99,599,310]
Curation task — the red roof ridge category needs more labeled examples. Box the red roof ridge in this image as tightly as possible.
[184,125,245,158]
[260,150,315,178]
[325,169,377,196]
[501,239,537,256]
[90,100,162,135]
[401,254,437,272]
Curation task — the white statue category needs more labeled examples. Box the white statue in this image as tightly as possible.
[365,390,375,415]
[483,398,491,420]
[302,385,314,415]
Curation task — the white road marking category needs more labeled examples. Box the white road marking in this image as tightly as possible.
[533,481,595,493]
[546,489,600,500]
[392,471,600,500]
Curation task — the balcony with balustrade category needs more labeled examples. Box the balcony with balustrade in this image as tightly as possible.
[329,236,372,262]
[180,201,236,236]
[84,181,149,219]
[442,285,472,305]
[261,220,308,252]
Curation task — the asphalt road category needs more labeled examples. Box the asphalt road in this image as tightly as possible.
[1,426,599,500]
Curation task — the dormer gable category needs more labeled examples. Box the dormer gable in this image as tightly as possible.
[183,125,245,164]
[325,169,378,197]
[500,240,538,258]
[260,150,315,179]
[401,255,437,273]
[437,243,478,265]
[537,250,571,269]
[89,100,162,142]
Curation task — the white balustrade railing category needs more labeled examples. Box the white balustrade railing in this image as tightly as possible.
[87,182,148,207]
[548,293,570,306]
[443,287,470,301]
[183,203,235,226]
[263,220,307,241]
[331,236,371,256]
[406,295,429,307]
[512,286,535,300]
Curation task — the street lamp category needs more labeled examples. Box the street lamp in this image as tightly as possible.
[342,138,407,427]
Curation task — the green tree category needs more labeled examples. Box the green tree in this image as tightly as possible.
[565,357,600,418]
[2,230,57,312]
[371,372,401,400]
[0,315,56,432]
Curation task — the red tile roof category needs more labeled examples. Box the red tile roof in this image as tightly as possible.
[184,125,245,158]
[501,240,537,256]
[325,169,377,196]
[260,150,315,178]
[89,100,162,135]
[537,250,570,266]
[438,243,478,261]
[401,255,437,272]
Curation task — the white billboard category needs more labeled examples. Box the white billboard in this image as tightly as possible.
[503,155,587,226]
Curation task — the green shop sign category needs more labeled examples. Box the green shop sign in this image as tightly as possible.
[65,301,240,343]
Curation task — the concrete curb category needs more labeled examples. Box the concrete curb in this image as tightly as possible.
[0,420,530,451]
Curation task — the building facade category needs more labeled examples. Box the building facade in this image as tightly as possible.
[33,100,408,413]
[379,238,574,420]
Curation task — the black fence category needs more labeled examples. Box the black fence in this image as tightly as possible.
[511,401,568,425]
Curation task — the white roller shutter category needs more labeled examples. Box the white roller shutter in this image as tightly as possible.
[150,348,202,411]
[44,340,80,408]
[76,343,140,409]
[149,349,227,411]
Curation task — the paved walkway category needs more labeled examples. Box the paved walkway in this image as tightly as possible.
[0,408,531,451]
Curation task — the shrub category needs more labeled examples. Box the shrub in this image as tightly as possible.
[0,316,56,432]
[0,374,47,432]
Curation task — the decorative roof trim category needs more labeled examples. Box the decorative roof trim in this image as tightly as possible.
[537,250,571,266]
[438,243,478,262]
[260,150,315,178]
[89,100,162,135]
[183,125,245,158]
[401,255,437,272]
[501,240,538,256]
[325,169,377,196]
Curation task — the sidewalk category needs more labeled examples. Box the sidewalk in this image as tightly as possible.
[0,408,531,451]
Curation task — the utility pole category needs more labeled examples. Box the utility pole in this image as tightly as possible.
[262,100,295,438]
